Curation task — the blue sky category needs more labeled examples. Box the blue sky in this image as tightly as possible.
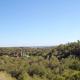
[0,0,80,46]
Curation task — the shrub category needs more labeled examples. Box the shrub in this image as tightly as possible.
[0,71,16,80]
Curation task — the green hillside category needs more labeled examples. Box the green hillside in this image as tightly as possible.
[0,41,80,80]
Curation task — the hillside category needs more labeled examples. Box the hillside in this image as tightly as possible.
[0,41,80,80]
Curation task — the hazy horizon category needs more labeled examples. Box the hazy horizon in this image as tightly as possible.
[0,40,78,47]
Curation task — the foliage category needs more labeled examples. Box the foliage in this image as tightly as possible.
[0,41,80,80]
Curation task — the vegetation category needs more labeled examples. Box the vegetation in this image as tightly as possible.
[0,40,80,80]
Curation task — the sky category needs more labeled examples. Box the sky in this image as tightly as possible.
[0,0,80,47]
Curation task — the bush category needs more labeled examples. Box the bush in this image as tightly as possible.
[0,71,16,80]
[18,72,32,80]
[28,63,46,77]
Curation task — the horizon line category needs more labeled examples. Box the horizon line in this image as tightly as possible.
[0,40,79,47]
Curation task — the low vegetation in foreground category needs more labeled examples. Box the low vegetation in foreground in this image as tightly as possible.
[0,41,80,80]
